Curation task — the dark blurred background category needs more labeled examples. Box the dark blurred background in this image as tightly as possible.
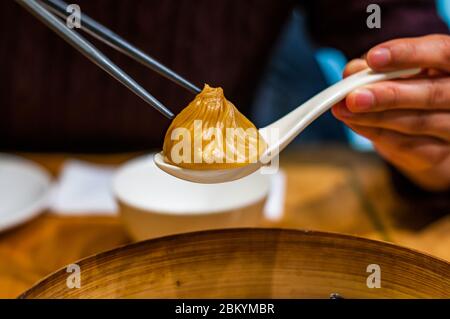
[0,0,449,152]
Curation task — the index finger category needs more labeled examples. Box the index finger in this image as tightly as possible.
[366,34,450,72]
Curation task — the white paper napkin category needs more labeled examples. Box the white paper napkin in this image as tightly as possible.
[50,160,118,215]
[264,170,286,221]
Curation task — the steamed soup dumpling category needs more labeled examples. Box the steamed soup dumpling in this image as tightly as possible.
[163,85,267,170]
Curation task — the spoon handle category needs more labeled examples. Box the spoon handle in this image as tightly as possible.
[262,68,421,154]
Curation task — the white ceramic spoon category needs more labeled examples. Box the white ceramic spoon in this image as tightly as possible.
[155,68,420,183]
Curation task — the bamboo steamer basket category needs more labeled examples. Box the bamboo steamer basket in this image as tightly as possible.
[21,228,450,298]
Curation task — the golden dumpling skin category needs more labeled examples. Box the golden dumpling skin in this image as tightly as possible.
[163,84,267,170]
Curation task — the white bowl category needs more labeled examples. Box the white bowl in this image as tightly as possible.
[113,154,270,240]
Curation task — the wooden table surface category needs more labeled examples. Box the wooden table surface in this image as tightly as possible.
[0,147,449,298]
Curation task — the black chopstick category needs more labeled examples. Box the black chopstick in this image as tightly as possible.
[39,0,201,95]
[16,0,201,119]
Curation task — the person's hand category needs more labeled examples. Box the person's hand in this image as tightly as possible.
[332,34,450,191]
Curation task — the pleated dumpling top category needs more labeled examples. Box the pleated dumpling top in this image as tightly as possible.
[163,85,267,169]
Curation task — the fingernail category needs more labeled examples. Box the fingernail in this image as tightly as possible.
[369,48,391,68]
[351,89,375,110]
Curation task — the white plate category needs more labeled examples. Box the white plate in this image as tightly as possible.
[0,154,52,232]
